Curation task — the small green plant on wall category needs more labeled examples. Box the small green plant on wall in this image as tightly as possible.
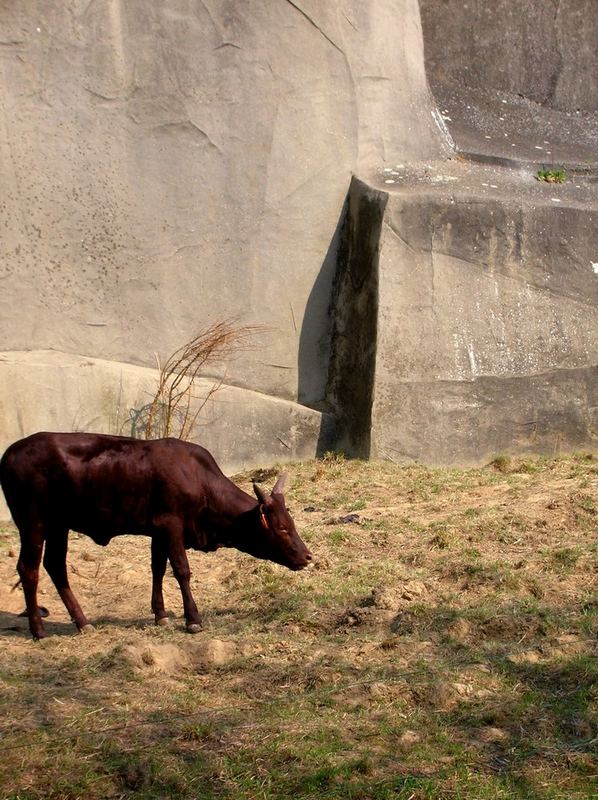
[536,168,566,183]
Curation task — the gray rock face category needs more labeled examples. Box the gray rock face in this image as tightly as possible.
[0,1,451,509]
[328,169,598,464]
[419,1,598,172]
[420,0,598,113]
[0,349,333,519]
[0,0,445,404]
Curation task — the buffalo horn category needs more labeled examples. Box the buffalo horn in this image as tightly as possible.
[272,473,288,494]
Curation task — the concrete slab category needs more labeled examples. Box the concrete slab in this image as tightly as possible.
[327,168,598,465]
[0,350,332,519]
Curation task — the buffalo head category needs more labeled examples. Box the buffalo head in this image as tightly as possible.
[244,474,312,570]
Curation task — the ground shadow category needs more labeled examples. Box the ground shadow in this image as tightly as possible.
[0,609,80,638]
[0,609,162,638]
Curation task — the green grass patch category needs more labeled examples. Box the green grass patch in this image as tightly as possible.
[1,455,597,799]
[536,168,567,183]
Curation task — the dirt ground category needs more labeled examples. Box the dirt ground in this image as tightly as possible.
[0,453,596,799]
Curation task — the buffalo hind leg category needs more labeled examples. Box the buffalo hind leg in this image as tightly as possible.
[17,523,46,639]
[43,528,93,633]
[151,536,171,626]
[164,525,202,633]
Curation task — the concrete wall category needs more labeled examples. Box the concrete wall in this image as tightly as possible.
[0,0,447,415]
[420,0,598,113]
[0,349,328,468]
[0,2,454,514]
[0,348,331,518]
[342,182,598,465]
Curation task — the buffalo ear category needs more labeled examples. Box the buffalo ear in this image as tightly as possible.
[272,473,288,495]
[253,482,268,505]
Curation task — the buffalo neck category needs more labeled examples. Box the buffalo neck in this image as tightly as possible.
[207,495,261,547]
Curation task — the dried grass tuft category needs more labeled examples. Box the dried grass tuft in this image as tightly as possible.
[143,321,261,440]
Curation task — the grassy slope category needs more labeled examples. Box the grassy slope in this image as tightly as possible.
[0,454,596,800]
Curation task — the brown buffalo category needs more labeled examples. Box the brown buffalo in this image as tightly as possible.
[0,432,312,638]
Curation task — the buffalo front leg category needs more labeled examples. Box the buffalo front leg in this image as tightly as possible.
[43,528,93,633]
[165,526,202,633]
[151,536,171,626]
[17,524,46,639]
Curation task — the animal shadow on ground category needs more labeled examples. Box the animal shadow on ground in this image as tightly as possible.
[0,609,161,637]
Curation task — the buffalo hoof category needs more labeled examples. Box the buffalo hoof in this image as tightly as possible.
[32,629,48,641]
[155,616,172,627]
[79,623,95,634]
[186,623,202,634]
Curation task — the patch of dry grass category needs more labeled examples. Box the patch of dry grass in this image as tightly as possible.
[0,454,596,799]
